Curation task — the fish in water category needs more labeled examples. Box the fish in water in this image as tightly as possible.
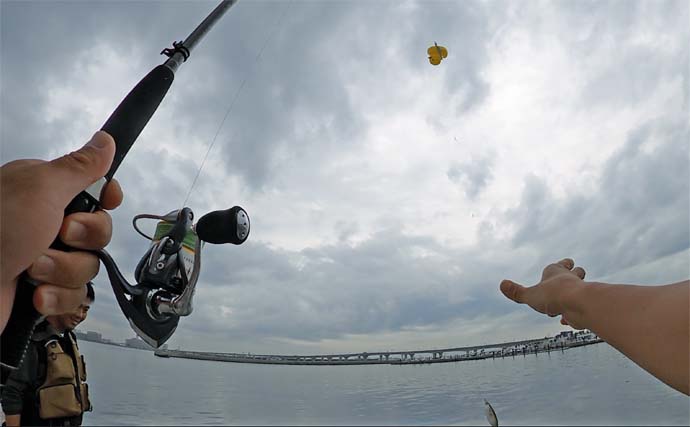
[484,399,498,427]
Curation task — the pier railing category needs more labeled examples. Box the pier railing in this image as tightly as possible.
[154,332,603,366]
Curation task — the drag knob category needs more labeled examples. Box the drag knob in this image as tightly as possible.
[196,206,249,245]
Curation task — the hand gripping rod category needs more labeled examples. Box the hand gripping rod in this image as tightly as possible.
[1,0,238,382]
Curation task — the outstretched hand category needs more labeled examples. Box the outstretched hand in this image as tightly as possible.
[0,131,123,333]
[500,258,588,329]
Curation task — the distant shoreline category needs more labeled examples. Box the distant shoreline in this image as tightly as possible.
[75,331,153,351]
[80,339,152,351]
[153,330,604,366]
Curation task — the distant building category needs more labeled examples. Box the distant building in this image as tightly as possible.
[574,329,598,341]
[125,337,154,350]
[85,331,102,342]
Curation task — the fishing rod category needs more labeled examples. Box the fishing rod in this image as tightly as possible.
[1,0,248,381]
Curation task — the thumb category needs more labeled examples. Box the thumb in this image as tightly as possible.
[500,279,528,304]
[43,132,115,205]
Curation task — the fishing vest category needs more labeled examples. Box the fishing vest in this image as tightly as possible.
[36,333,91,420]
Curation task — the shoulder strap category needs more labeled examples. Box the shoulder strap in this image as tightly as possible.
[35,340,47,381]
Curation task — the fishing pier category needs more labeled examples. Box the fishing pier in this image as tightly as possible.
[155,330,603,366]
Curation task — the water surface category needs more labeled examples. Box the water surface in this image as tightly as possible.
[80,341,688,425]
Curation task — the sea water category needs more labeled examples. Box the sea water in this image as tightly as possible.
[75,341,688,425]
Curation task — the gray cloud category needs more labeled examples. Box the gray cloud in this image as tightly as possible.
[0,1,173,160]
[508,115,689,278]
[169,112,690,351]
[168,0,495,192]
[179,223,534,347]
[447,153,494,200]
[525,0,689,109]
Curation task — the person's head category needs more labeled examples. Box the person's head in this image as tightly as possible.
[46,282,95,332]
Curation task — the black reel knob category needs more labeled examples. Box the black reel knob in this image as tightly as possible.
[196,206,249,245]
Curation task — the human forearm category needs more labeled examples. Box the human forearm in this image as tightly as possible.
[566,280,689,395]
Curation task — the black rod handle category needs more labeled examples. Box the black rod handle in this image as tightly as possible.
[102,64,175,180]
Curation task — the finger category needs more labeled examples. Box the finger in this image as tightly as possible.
[27,249,99,287]
[33,283,87,316]
[560,316,570,326]
[59,210,113,249]
[42,131,115,206]
[500,280,528,304]
[0,158,43,171]
[572,266,586,279]
[557,258,574,270]
[542,258,574,280]
[100,179,123,210]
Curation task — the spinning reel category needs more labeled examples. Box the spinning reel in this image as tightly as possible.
[96,206,249,348]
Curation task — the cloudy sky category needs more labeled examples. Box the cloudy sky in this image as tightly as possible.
[1,0,688,355]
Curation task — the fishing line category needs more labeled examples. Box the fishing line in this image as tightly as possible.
[182,0,293,208]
